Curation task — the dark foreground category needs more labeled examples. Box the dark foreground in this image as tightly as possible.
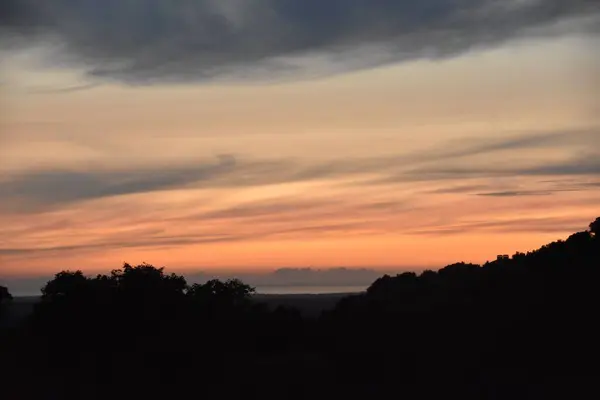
[1,292,352,327]
[1,218,599,400]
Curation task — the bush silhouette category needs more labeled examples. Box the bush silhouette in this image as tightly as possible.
[0,285,12,321]
[0,285,12,304]
[590,217,600,236]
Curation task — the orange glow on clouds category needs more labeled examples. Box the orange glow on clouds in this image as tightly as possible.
[1,37,599,277]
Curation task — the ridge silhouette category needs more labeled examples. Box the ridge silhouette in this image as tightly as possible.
[1,217,599,399]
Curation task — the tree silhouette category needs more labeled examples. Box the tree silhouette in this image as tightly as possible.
[187,278,255,305]
[3,217,600,400]
[186,278,256,325]
[41,270,90,300]
[590,217,600,236]
[0,285,12,304]
[0,285,12,321]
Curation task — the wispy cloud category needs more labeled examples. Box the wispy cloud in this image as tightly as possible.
[406,215,594,236]
[397,153,600,182]
[429,184,494,194]
[0,155,261,211]
[2,0,598,83]
[0,218,382,258]
[0,234,246,257]
[25,82,99,94]
[1,126,598,272]
[1,128,598,212]
[476,190,553,197]
[1,179,597,275]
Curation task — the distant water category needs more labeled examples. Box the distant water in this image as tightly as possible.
[255,285,366,294]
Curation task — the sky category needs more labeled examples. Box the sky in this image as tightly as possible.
[1,0,599,280]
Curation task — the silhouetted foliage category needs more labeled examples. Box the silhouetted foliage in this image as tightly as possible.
[319,217,600,398]
[0,285,12,321]
[591,217,600,236]
[0,285,12,304]
[2,218,600,399]
[187,278,255,308]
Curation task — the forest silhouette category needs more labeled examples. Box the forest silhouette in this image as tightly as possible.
[1,217,599,399]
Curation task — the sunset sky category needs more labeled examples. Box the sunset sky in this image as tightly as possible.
[1,1,599,278]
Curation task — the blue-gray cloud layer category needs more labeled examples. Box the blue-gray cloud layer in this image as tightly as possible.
[2,0,599,83]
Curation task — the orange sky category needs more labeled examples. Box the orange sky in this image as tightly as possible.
[1,7,599,277]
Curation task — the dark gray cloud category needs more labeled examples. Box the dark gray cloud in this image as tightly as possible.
[429,184,494,194]
[475,181,600,197]
[2,0,598,83]
[432,177,600,197]
[0,155,275,210]
[401,154,600,182]
[521,157,600,176]
[476,190,554,197]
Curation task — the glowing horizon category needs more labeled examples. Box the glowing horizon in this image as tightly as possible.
[1,1,599,277]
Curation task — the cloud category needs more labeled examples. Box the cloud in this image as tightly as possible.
[0,220,380,259]
[475,180,600,197]
[400,154,600,182]
[0,194,396,258]
[432,178,600,197]
[2,0,599,83]
[359,128,600,184]
[1,173,597,271]
[404,128,600,166]
[0,234,245,257]
[407,215,593,236]
[0,154,263,210]
[1,128,599,212]
[429,184,494,194]
[476,190,554,197]
[25,82,100,94]
[198,199,336,221]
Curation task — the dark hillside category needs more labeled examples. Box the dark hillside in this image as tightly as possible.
[1,217,598,399]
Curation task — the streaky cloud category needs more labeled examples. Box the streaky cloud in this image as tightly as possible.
[25,82,100,94]
[407,215,594,236]
[0,221,379,258]
[476,190,554,197]
[1,128,599,212]
[403,154,600,181]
